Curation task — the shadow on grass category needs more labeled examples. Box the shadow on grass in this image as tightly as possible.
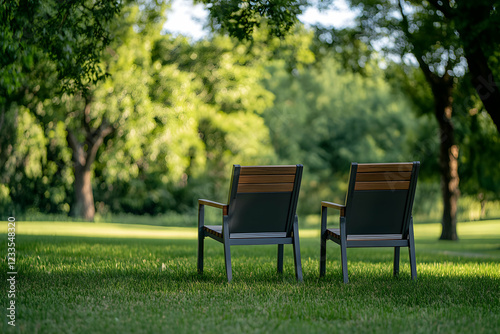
[4,264,499,314]
[3,234,499,288]
[2,231,499,334]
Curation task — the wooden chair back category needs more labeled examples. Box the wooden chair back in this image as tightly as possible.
[226,165,303,236]
[344,162,420,236]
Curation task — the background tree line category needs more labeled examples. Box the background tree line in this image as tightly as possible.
[1,0,499,241]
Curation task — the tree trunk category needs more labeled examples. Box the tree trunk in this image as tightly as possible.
[431,79,460,240]
[73,164,95,221]
[399,0,461,240]
[66,96,114,222]
[438,126,459,240]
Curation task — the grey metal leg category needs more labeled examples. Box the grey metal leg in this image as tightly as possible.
[197,204,205,274]
[393,247,401,277]
[224,242,232,282]
[320,206,327,277]
[223,216,232,282]
[408,218,417,280]
[277,244,284,274]
[340,217,348,284]
[292,215,303,282]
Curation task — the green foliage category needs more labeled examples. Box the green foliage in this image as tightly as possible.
[198,0,306,40]
[0,0,122,97]
[263,57,418,210]
[459,111,500,202]
[0,102,73,215]
[3,0,500,223]
[1,0,123,217]
[153,34,276,114]
[312,26,374,75]
[451,71,500,214]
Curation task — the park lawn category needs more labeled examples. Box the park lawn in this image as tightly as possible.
[1,220,499,333]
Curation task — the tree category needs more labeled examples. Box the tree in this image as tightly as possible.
[58,3,168,220]
[197,0,306,40]
[1,4,286,219]
[350,0,463,240]
[200,0,488,240]
[0,1,172,220]
[327,0,500,238]
[1,0,122,219]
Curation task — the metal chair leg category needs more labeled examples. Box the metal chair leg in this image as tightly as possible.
[393,247,400,277]
[340,217,348,284]
[292,215,303,282]
[277,244,284,274]
[222,216,232,282]
[408,218,417,280]
[224,242,232,282]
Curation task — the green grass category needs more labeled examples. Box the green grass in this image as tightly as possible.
[1,220,499,333]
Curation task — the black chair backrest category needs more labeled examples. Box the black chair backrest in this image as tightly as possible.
[227,165,303,236]
[344,162,420,236]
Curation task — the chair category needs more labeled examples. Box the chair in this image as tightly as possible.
[198,164,303,282]
[320,162,420,283]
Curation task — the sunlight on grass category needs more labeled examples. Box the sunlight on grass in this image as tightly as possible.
[2,221,197,239]
[456,220,500,237]
[413,220,500,239]
[1,220,322,240]
[3,219,499,241]
[1,219,499,333]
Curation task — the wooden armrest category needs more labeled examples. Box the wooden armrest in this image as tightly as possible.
[321,201,345,216]
[198,199,228,215]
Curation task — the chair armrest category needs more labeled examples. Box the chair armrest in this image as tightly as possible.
[198,199,228,215]
[321,201,345,216]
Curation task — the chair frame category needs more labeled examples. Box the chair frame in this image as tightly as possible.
[198,164,303,282]
[320,162,420,283]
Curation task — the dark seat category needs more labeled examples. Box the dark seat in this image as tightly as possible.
[198,164,303,282]
[320,162,420,283]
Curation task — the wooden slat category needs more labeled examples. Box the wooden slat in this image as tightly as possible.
[357,163,413,173]
[354,181,410,191]
[199,199,228,215]
[237,183,294,193]
[238,175,295,184]
[356,172,411,182]
[239,165,297,175]
[321,201,346,216]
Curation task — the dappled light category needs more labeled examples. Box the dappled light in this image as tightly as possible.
[6,222,197,240]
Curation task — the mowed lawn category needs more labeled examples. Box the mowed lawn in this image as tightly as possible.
[1,220,499,333]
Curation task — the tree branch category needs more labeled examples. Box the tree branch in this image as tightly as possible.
[466,47,500,131]
[85,121,115,169]
[66,128,86,167]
